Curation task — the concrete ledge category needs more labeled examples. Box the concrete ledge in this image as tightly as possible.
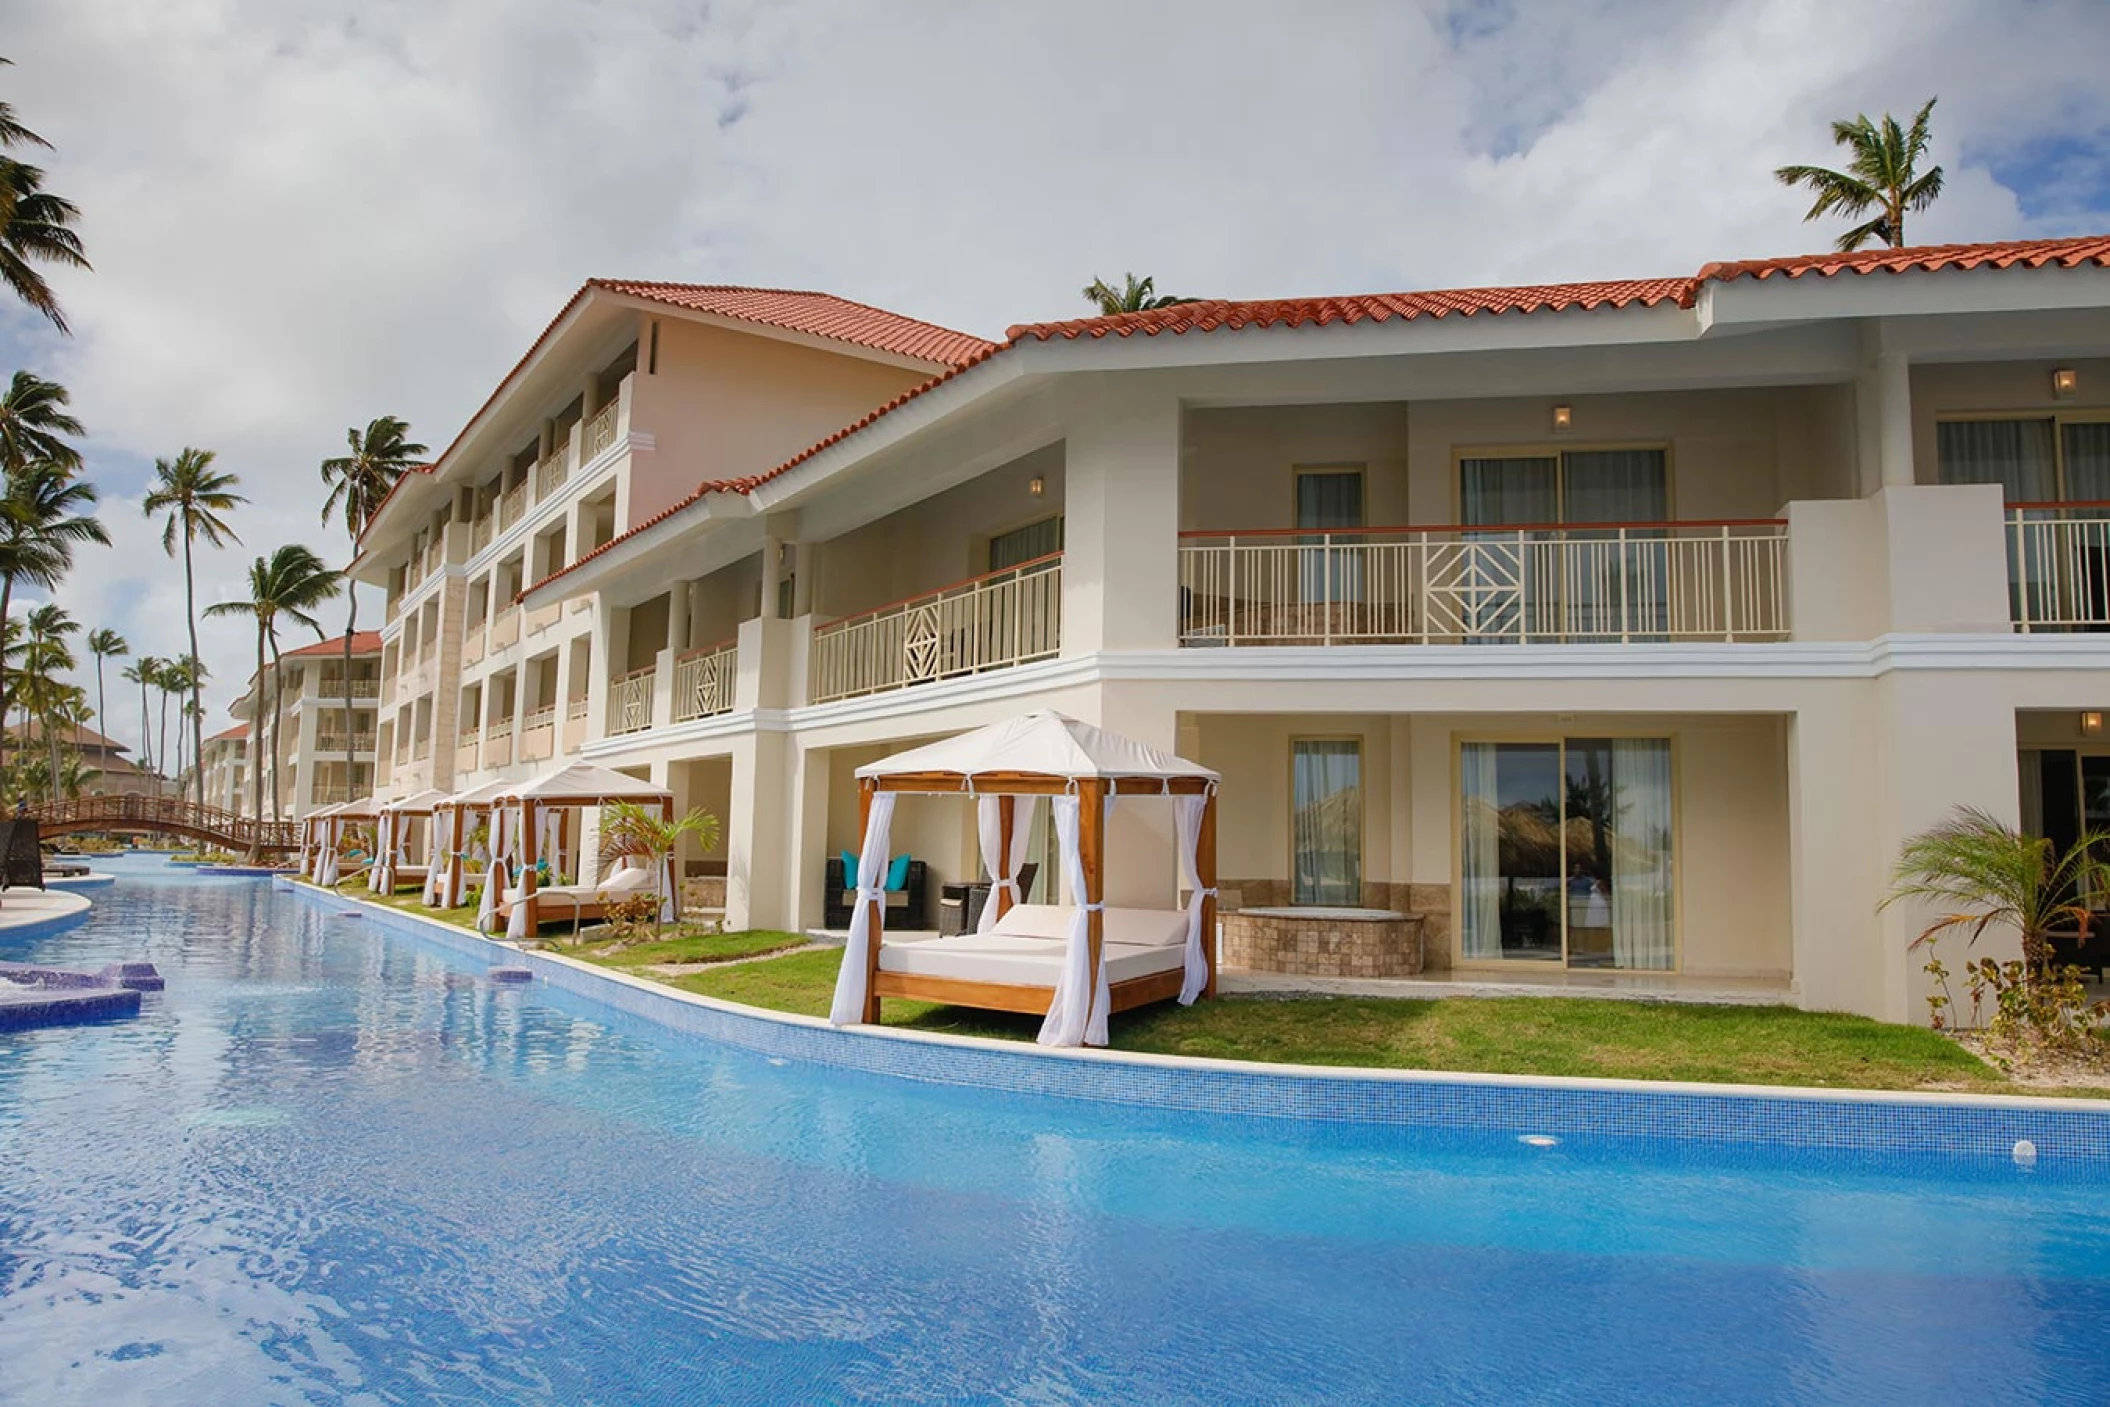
[0,888,92,941]
[296,884,2110,1162]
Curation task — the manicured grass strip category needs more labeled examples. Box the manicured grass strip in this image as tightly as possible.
[571,929,807,968]
[671,948,2008,1093]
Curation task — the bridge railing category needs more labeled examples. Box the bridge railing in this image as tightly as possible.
[29,794,303,851]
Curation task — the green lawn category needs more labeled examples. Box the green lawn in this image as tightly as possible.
[565,928,808,969]
[667,947,2015,1092]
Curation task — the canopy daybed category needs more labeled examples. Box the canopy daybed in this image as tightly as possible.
[309,795,379,886]
[299,801,343,882]
[371,788,450,896]
[483,762,676,940]
[430,777,514,908]
[827,711,1219,1049]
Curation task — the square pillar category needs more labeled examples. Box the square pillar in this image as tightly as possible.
[1060,379,1181,654]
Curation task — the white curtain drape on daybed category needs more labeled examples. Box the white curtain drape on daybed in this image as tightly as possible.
[1038,792,1112,1049]
[368,812,394,893]
[318,819,341,887]
[1172,791,1213,1005]
[827,794,898,1026]
[975,795,1040,933]
[480,806,511,934]
[421,814,444,906]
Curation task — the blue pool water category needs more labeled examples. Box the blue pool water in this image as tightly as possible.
[2,857,2107,1405]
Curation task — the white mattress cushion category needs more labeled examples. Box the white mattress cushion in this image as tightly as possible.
[877,928,1183,987]
[990,903,1188,948]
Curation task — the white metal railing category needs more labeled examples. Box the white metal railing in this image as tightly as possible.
[606,667,655,735]
[583,398,621,460]
[535,446,570,500]
[673,641,737,722]
[472,515,493,552]
[811,555,1062,704]
[412,737,432,762]
[316,734,377,755]
[2007,504,2110,632]
[566,695,589,720]
[315,676,380,698]
[1176,522,1789,646]
[524,703,557,731]
[486,716,514,741]
[499,482,528,531]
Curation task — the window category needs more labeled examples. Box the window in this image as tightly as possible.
[1458,448,1667,528]
[1937,416,2110,502]
[1458,737,1674,970]
[1291,739,1362,906]
[989,516,1063,572]
[1295,469,1365,604]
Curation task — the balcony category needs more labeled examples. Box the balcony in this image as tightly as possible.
[607,666,655,736]
[2007,503,2110,632]
[462,621,486,666]
[499,482,529,532]
[582,397,622,460]
[315,733,378,756]
[484,716,513,768]
[811,555,1063,704]
[673,641,737,723]
[489,606,521,651]
[535,445,570,500]
[311,675,380,699]
[472,513,494,553]
[563,695,589,754]
[1176,522,1789,646]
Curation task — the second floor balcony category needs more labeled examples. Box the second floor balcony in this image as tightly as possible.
[2007,503,2110,633]
[810,554,1062,705]
[1176,521,1789,647]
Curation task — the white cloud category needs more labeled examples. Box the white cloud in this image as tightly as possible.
[1,0,2105,751]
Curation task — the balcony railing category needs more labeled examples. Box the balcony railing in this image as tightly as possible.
[583,398,622,460]
[486,716,514,741]
[1177,522,1789,646]
[607,666,655,735]
[315,734,377,755]
[472,514,494,553]
[535,446,570,500]
[811,554,1063,704]
[566,695,589,720]
[458,726,482,750]
[499,482,528,531]
[2007,503,2110,632]
[412,738,432,762]
[523,702,557,731]
[673,641,737,722]
[489,605,521,650]
[313,676,380,699]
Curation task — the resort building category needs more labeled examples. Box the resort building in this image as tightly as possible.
[217,632,384,817]
[6,721,161,799]
[350,235,2110,1024]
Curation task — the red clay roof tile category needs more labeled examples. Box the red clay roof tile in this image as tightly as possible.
[1694,234,2110,285]
[590,281,995,368]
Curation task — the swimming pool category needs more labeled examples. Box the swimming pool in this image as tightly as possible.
[2,856,2106,1405]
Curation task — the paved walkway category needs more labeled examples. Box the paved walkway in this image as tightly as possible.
[0,887,93,939]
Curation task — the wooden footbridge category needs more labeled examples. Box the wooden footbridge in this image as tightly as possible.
[27,795,301,853]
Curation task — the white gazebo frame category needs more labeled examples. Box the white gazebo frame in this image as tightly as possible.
[488,763,675,938]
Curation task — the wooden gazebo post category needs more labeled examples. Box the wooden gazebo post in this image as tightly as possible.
[994,793,1017,925]
[660,794,676,920]
[443,803,464,907]
[1079,776,1108,1022]
[859,776,883,1024]
[518,797,539,933]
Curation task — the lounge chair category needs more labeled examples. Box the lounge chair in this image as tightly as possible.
[493,862,662,931]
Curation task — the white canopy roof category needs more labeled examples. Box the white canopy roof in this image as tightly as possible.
[436,777,516,810]
[304,800,346,821]
[380,787,451,815]
[492,761,672,805]
[855,711,1216,784]
[332,794,382,819]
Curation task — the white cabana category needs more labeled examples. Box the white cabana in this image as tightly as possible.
[827,710,1219,1048]
[314,794,379,887]
[433,777,514,910]
[300,801,344,881]
[372,788,450,895]
[489,763,675,939]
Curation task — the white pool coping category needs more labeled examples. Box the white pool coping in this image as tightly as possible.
[299,883,2110,1116]
[0,887,93,939]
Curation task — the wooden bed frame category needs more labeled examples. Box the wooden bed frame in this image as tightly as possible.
[855,770,1217,1026]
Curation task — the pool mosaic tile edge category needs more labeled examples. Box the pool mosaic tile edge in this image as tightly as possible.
[301,886,2110,1160]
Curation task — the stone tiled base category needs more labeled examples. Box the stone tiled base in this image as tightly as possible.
[1221,878,1452,972]
[680,877,727,912]
[1222,910,1426,977]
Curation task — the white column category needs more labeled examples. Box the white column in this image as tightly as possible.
[759,535,783,619]
[1060,379,1181,654]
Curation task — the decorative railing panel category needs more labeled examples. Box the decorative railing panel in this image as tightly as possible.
[523,703,557,731]
[583,398,621,460]
[673,642,737,722]
[2007,504,2110,632]
[811,555,1062,704]
[1177,522,1789,646]
[606,667,655,735]
[535,447,570,500]
[499,482,528,531]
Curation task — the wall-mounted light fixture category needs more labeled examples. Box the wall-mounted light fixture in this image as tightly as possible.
[2053,367,2079,400]
[1551,404,1574,433]
[2082,710,2103,737]
[1028,475,1045,498]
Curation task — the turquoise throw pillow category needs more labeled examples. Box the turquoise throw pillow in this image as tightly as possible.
[886,854,910,891]
[841,849,858,889]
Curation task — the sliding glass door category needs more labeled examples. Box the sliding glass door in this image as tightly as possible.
[1458,737,1675,969]
[1458,448,1670,639]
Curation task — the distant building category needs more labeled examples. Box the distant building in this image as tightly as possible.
[219,631,383,818]
[5,720,161,799]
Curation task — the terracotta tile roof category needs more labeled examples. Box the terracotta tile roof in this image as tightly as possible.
[519,232,2110,602]
[1004,277,1695,343]
[282,630,384,660]
[1694,234,2110,286]
[7,720,131,754]
[207,722,250,743]
[591,281,995,368]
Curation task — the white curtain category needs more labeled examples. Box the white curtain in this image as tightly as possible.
[421,815,444,906]
[1291,741,1360,905]
[479,805,510,933]
[1459,743,1502,959]
[1173,792,1212,1005]
[538,807,561,884]
[1038,793,1112,1049]
[1610,739,1674,971]
[318,820,340,887]
[827,793,898,1026]
[369,813,394,892]
[508,805,545,941]
[1936,418,2058,499]
[974,795,1040,933]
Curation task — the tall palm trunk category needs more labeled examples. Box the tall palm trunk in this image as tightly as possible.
[0,573,13,789]
[156,683,170,793]
[246,625,265,854]
[137,672,151,778]
[92,657,106,799]
[183,533,204,809]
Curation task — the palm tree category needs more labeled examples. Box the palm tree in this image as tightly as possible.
[1081,273,1197,315]
[150,655,180,793]
[0,372,84,478]
[1883,805,2108,976]
[597,801,721,937]
[166,655,205,791]
[206,545,341,829]
[0,57,52,154]
[124,655,158,780]
[85,627,124,778]
[143,447,244,808]
[21,601,75,795]
[0,57,89,335]
[1774,98,1944,253]
[320,415,425,798]
[0,458,104,778]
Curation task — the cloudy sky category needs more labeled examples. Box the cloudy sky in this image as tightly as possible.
[5,0,2109,757]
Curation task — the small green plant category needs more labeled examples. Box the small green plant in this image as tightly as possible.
[596,801,720,937]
